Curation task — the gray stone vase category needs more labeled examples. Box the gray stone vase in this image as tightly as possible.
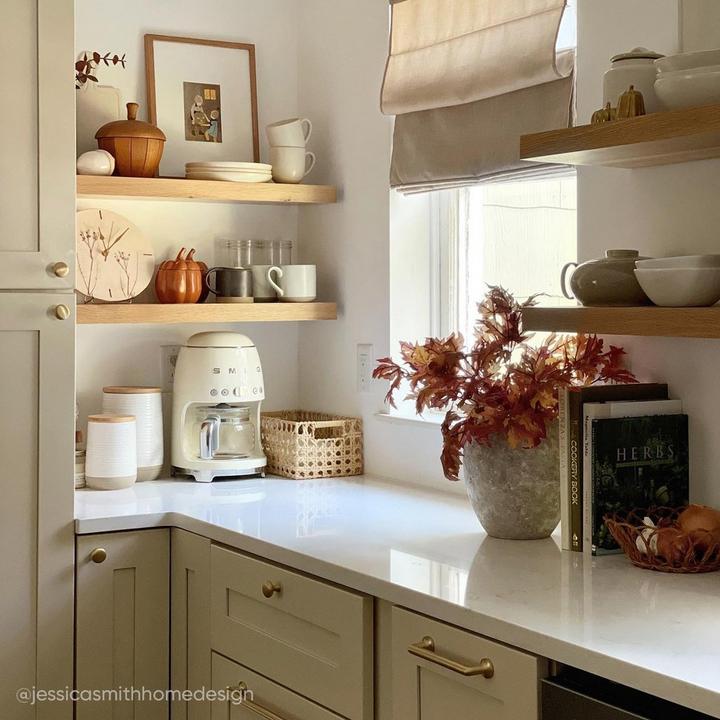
[463,423,560,540]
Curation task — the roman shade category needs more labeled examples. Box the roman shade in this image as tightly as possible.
[381,0,575,193]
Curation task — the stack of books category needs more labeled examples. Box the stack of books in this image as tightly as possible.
[559,383,689,555]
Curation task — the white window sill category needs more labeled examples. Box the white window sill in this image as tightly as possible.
[375,411,444,427]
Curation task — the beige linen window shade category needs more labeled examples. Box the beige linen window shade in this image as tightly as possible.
[382,0,575,192]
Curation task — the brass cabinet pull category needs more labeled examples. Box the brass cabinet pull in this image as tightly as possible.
[261,581,282,598]
[52,261,70,278]
[54,304,71,320]
[90,548,107,564]
[228,683,288,720]
[408,636,494,678]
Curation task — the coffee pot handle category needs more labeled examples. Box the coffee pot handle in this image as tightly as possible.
[267,266,284,297]
[560,262,577,300]
[204,267,220,295]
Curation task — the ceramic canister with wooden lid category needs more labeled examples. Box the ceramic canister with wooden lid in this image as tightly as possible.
[102,387,163,481]
[86,414,137,490]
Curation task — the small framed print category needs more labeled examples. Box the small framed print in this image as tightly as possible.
[145,34,259,176]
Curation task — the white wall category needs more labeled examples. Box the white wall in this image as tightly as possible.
[296,0,720,506]
[75,0,303,434]
[577,0,720,507]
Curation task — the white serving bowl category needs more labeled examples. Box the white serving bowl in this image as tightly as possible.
[636,255,720,269]
[655,68,720,110]
[655,48,720,74]
[634,267,720,306]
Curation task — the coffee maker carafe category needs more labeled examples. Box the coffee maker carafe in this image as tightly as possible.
[171,331,267,482]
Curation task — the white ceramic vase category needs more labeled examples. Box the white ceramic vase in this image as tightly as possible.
[463,423,560,540]
[102,387,163,481]
[85,414,137,490]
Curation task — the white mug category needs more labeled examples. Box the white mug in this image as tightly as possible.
[266,117,312,147]
[267,265,316,302]
[270,146,316,184]
[250,264,277,302]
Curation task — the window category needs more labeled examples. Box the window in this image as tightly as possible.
[389,171,577,416]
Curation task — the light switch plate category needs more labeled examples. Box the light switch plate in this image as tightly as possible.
[357,344,374,393]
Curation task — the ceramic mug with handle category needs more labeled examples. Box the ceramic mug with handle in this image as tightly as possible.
[267,265,316,302]
[266,117,313,147]
[205,266,254,303]
[270,147,316,184]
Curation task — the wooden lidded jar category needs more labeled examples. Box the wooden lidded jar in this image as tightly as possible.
[95,102,166,177]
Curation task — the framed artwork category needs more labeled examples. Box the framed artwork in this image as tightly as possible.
[144,34,259,176]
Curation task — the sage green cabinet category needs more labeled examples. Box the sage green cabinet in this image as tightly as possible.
[76,530,170,720]
[0,293,75,719]
[0,0,75,289]
[389,606,543,720]
[171,529,212,720]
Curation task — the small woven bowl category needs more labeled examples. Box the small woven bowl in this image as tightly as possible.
[604,507,720,573]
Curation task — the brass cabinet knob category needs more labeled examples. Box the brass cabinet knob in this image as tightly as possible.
[261,581,282,598]
[90,548,107,564]
[52,261,70,278]
[54,304,70,320]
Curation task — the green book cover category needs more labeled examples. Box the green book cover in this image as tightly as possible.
[590,414,689,554]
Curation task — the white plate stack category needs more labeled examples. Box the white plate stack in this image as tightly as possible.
[655,49,720,110]
[185,161,272,183]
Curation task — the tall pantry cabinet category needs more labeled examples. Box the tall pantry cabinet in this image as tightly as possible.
[1,1,76,719]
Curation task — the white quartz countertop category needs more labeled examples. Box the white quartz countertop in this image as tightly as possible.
[75,476,720,717]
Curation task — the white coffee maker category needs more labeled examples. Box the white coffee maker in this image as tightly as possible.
[171,331,267,482]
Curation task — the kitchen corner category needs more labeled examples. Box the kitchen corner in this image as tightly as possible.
[75,474,720,718]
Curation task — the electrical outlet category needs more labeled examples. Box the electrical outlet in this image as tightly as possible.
[161,345,181,392]
[357,344,374,393]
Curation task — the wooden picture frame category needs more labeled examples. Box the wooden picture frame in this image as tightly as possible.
[144,34,260,176]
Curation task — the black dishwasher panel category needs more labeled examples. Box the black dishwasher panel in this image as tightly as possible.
[542,669,715,720]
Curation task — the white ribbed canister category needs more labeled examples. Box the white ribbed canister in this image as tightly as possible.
[102,386,164,481]
[86,414,137,490]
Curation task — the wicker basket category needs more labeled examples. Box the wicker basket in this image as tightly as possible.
[261,411,363,480]
[605,507,720,573]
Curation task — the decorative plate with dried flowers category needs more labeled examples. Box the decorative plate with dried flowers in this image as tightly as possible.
[75,209,154,303]
[374,287,637,481]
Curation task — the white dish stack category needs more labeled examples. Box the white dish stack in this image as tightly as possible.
[102,386,164,481]
[185,161,272,183]
[655,49,720,110]
[634,254,720,306]
[266,117,316,184]
[85,414,137,490]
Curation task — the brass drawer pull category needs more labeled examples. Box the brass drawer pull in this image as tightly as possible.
[54,304,71,320]
[408,636,494,678]
[261,580,282,598]
[90,548,107,564]
[52,261,70,278]
[229,683,288,720]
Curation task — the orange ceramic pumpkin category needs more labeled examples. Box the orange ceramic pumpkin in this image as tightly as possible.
[155,248,204,303]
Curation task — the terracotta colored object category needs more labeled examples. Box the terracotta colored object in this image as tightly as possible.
[155,248,204,303]
[96,102,166,177]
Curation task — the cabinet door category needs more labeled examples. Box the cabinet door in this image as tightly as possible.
[211,652,344,720]
[171,529,211,720]
[390,607,542,720]
[0,293,75,720]
[0,0,75,289]
[76,529,169,720]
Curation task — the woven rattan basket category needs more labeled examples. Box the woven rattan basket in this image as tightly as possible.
[605,507,720,573]
[261,411,363,480]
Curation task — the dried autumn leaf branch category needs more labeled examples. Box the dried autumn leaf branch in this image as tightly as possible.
[373,287,637,481]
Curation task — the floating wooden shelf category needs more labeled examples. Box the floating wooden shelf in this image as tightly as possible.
[523,305,720,338]
[520,104,720,168]
[77,175,337,204]
[77,302,337,325]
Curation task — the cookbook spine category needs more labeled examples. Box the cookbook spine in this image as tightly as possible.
[568,391,583,552]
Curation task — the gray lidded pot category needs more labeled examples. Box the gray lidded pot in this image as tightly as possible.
[561,249,651,306]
